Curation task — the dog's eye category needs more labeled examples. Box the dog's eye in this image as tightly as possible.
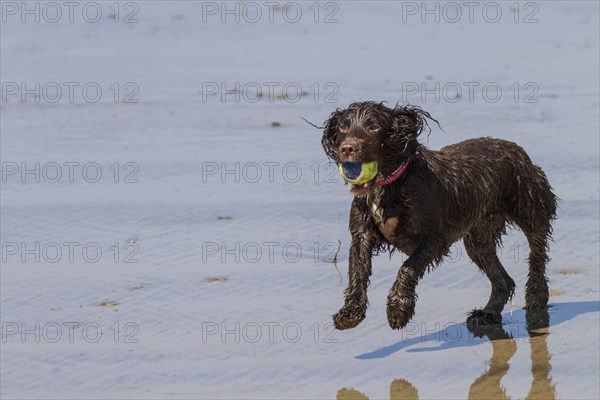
[339,124,349,133]
[368,125,380,132]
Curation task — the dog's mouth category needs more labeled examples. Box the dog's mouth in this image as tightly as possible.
[350,180,375,195]
[337,161,379,196]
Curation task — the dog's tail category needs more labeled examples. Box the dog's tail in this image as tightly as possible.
[511,156,558,241]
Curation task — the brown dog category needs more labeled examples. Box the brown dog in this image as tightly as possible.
[321,102,557,330]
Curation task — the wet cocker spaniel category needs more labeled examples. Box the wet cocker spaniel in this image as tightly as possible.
[321,102,557,330]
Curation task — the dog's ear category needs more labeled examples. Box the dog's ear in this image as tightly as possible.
[322,108,344,160]
[391,106,428,140]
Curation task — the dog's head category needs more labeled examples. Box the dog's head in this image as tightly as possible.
[322,102,433,195]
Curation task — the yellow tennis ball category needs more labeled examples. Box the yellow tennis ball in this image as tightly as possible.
[338,161,378,185]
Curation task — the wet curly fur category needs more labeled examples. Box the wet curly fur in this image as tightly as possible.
[321,102,557,330]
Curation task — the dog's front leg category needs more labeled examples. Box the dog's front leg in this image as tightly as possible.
[333,200,377,330]
[387,234,445,330]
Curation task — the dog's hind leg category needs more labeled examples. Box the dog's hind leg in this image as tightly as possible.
[465,228,516,328]
[519,223,553,311]
[511,165,557,311]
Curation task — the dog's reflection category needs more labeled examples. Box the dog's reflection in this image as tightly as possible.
[337,379,419,400]
[467,324,515,400]
[337,309,555,400]
[470,309,555,400]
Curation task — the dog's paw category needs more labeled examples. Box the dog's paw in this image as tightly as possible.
[333,304,366,330]
[466,309,502,332]
[386,294,415,330]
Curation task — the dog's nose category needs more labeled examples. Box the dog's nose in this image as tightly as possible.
[340,144,356,157]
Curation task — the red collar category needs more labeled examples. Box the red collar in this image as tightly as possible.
[376,161,410,186]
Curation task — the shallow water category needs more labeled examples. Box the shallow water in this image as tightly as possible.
[1,1,599,399]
